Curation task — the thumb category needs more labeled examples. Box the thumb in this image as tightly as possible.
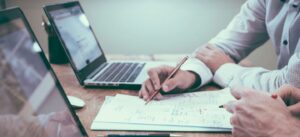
[162,78,179,92]
[276,85,300,105]
[224,100,239,114]
[287,102,300,117]
[276,85,293,102]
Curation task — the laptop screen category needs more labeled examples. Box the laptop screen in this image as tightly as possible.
[48,5,102,71]
[0,8,86,137]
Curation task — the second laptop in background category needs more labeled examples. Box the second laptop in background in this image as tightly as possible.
[43,1,173,89]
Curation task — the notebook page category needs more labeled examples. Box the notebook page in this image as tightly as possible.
[94,88,234,128]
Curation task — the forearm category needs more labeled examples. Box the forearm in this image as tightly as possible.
[209,0,269,62]
[213,63,286,92]
[214,53,300,91]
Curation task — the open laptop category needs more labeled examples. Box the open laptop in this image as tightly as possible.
[0,7,88,137]
[43,1,173,89]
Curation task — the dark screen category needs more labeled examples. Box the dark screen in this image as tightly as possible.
[0,16,84,137]
[49,5,102,71]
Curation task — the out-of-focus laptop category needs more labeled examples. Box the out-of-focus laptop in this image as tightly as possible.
[0,7,88,137]
[43,1,173,89]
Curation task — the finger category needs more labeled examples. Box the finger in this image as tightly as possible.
[206,44,217,50]
[287,102,300,117]
[138,86,143,98]
[140,80,152,100]
[196,53,208,63]
[139,82,148,98]
[162,78,179,92]
[276,85,300,106]
[145,79,155,93]
[201,46,212,53]
[276,85,293,102]
[147,68,162,90]
[206,44,223,52]
[195,46,211,55]
[145,79,163,100]
[230,114,239,126]
[143,86,163,100]
[230,86,244,100]
[144,80,155,100]
[154,93,164,100]
[224,100,239,113]
[230,86,257,99]
[140,86,149,100]
[159,65,175,75]
[290,89,300,105]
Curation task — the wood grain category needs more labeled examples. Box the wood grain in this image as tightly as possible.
[51,54,232,137]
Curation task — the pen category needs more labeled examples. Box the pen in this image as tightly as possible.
[218,93,279,108]
[98,134,181,137]
[145,56,189,105]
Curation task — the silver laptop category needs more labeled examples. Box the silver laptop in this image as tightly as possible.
[0,7,88,137]
[43,1,172,89]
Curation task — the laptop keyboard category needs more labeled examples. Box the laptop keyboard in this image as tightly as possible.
[95,62,145,82]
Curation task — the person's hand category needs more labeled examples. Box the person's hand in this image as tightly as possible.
[276,85,300,117]
[195,44,234,73]
[224,87,300,137]
[139,65,197,100]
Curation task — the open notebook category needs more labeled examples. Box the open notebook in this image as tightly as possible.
[91,88,234,132]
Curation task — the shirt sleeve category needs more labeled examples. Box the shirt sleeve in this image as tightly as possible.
[209,0,269,62]
[213,53,300,92]
[181,57,213,89]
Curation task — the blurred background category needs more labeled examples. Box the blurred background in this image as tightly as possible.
[4,0,276,69]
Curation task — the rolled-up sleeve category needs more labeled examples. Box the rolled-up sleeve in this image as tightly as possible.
[181,57,213,88]
[209,0,269,62]
[213,53,300,92]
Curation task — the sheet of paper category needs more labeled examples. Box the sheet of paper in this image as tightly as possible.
[93,88,234,130]
[91,96,230,132]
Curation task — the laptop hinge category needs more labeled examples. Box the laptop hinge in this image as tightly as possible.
[86,63,107,79]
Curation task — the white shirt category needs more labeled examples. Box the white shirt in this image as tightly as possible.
[182,0,300,92]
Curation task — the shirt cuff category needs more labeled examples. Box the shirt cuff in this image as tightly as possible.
[213,63,243,87]
[181,57,213,89]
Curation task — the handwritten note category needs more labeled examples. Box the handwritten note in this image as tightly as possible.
[93,88,234,129]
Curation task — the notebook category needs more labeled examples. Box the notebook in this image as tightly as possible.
[91,88,234,132]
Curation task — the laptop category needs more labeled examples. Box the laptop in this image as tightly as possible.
[43,1,173,89]
[0,7,88,137]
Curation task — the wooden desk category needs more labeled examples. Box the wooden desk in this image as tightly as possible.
[51,54,232,137]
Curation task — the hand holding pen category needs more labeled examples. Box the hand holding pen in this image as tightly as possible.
[143,56,189,104]
[139,55,198,102]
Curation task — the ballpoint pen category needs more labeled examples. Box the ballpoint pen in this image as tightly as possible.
[145,56,189,105]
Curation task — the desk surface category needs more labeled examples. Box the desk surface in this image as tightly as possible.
[51,54,232,137]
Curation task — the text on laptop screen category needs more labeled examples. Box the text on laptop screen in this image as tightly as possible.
[0,18,83,137]
[49,5,102,71]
